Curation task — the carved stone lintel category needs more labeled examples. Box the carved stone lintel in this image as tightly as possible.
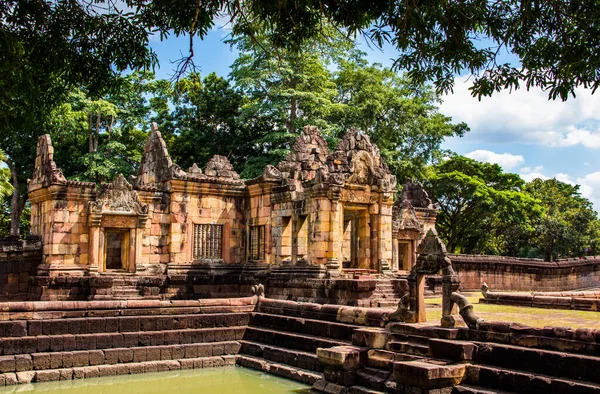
[92,174,148,216]
[89,174,149,229]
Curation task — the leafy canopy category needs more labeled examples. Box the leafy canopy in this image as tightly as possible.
[425,156,542,254]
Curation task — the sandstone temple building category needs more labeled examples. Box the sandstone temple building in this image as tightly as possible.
[25,124,439,302]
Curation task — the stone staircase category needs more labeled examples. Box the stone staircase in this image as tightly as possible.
[368,279,404,308]
[0,296,598,394]
[0,298,254,385]
[237,307,361,385]
[336,322,600,394]
[90,276,163,300]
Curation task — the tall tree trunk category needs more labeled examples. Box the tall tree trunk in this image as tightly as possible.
[286,77,297,134]
[94,113,101,152]
[6,158,23,237]
[88,114,94,153]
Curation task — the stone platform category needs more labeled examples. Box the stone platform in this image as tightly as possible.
[0,296,598,393]
[25,265,409,308]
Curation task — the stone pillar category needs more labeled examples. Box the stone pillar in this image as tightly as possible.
[89,226,100,273]
[358,210,371,269]
[327,197,342,277]
[98,227,105,273]
[128,228,136,273]
[88,212,101,273]
[416,274,427,322]
[378,192,393,273]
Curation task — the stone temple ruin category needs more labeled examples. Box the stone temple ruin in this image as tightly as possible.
[27,124,440,309]
[0,124,594,393]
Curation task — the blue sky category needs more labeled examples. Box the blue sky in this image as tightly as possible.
[150,26,600,211]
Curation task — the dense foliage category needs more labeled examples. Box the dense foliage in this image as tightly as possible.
[2,1,600,255]
[426,157,600,260]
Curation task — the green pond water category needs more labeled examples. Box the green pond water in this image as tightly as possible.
[0,367,312,394]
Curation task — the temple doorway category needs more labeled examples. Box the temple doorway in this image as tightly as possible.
[104,229,129,271]
[342,211,359,268]
[341,207,371,270]
[397,241,410,270]
[292,214,308,264]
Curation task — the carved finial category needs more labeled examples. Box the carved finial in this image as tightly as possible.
[187,163,203,176]
[401,180,434,209]
[135,123,186,186]
[389,294,413,323]
[251,283,265,297]
[28,134,67,191]
[481,282,489,298]
[262,165,282,182]
[417,228,447,256]
[205,155,240,180]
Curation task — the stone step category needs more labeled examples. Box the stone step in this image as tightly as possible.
[453,384,517,394]
[355,367,391,391]
[0,326,246,355]
[465,364,600,394]
[0,341,241,373]
[0,355,237,386]
[391,333,431,346]
[21,313,249,337]
[388,323,460,340]
[373,300,398,308]
[461,327,600,358]
[386,341,430,357]
[471,340,600,384]
[347,385,388,394]
[367,349,423,369]
[236,354,322,386]
[244,327,351,353]
[240,340,322,372]
[250,312,357,341]
[393,360,466,390]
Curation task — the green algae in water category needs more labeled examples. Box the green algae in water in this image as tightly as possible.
[0,366,313,394]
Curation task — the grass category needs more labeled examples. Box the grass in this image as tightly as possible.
[424,293,600,329]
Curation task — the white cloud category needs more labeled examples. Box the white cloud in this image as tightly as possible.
[441,76,600,147]
[576,172,600,212]
[520,172,548,183]
[548,125,600,148]
[520,165,544,174]
[465,150,524,169]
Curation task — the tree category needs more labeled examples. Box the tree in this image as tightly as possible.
[169,72,269,176]
[5,0,599,234]
[332,60,468,181]
[0,150,12,200]
[525,179,600,261]
[228,21,355,173]
[225,0,600,101]
[0,0,159,235]
[425,156,542,254]
[48,74,156,183]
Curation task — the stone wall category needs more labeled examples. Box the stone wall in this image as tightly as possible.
[451,254,600,291]
[0,237,42,301]
[30,125,411,278]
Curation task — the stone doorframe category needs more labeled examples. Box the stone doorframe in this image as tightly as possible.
[87,175,149,274]
[89,213,147,274]
[340,204,372,271]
